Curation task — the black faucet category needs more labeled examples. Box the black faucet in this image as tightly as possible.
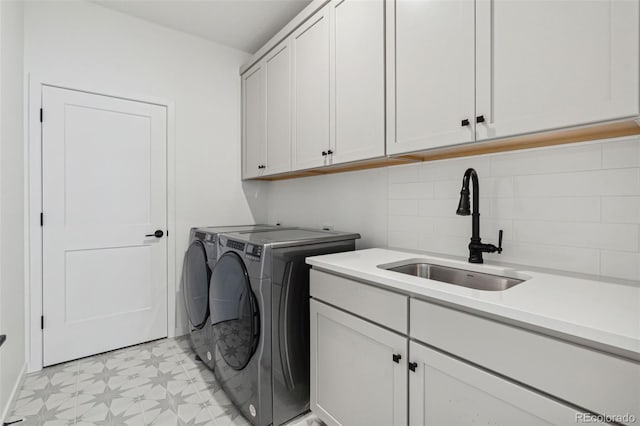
[456,168,503,264]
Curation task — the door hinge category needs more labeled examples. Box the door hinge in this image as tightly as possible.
[40,108,43,123]
[40,316,44,330]
[40,213,43,227]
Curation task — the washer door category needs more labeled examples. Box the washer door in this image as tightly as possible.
[209,252,259,370]
[183,240,211,329]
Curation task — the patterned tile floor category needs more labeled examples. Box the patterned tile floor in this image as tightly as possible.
[7,337,323,426]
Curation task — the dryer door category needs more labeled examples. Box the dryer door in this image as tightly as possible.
[209,251,260,370]
[183,240,211,329]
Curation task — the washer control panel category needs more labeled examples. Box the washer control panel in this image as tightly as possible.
[226,239,246,251]
[245,244,263,260]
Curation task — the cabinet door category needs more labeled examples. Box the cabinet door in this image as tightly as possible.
[292,8,331,171]
[476,0,639,141]
[265,41,292,175]
[409,342,606,426]
[310,300,407,426]
[242,64,266,179]
[330,0,385,165]
[387,0,475,155]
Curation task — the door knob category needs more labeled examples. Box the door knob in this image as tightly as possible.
[145,230,164,238]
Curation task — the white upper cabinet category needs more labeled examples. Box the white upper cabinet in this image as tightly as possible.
[330,0,385,165]
[242,64,266,179]
[265,41,292,175]
[292,9,332,171]
[387,0,640,155]
[476,0,640,141]
[387,0,476,155]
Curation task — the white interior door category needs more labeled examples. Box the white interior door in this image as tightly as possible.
[42,86,168,366]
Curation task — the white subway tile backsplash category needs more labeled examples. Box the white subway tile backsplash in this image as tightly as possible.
[491,197,601,222]
[490,142,602,176]
[419,198,493,218]
[419,234,469,258]
[602,137,640,169]
[388,231,419,250]
[420,156,491,182]
[386,137,640,280]
[388,163,421,183]
[434,176,513,199]
[500,243,601,275]
[514,169,640,197]
[513,221,638,252]
[602,197,640,224]
[389,181,434,199]
[388,215,434,233]
[601,251,640,281]
[388,199,419,216]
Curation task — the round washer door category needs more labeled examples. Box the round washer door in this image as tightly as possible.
[209,251,259,370]
[183,240,211,329]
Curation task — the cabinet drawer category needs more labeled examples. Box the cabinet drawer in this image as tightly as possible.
[310,269,407,333]
[410,299,640,424]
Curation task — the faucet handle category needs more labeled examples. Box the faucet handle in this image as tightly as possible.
[497,229,503,253]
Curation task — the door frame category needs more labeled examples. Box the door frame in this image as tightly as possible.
[26,73,177,372]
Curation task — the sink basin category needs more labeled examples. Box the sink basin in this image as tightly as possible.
[384,262,524,291]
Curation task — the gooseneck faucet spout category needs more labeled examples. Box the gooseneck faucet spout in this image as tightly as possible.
[456,168,503,264]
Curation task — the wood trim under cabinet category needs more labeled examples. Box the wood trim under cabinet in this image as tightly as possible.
[247,118,640,181]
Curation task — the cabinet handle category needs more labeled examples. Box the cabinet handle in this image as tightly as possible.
[461,119,470,127]
[476,115,485,123]
[392,354,402,363]
[408,361,417,372]
[258,165,266,169]
[322,151,327,156]
[327,149,334,155]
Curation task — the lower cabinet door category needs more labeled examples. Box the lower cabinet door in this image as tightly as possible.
[409,341,606,426]
[310,299,408,426]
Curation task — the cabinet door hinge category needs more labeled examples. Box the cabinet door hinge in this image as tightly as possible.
[40,316,44,330]
[40,108,43,123]
[40,213,43,227]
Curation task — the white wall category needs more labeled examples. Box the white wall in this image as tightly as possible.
[266,168,388,249]
[0,0,26,419]
[267,136,640,282]
[23,1,268,344]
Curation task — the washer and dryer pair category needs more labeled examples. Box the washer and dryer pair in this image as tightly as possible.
[183,225,360,426]
[182,225,276,371]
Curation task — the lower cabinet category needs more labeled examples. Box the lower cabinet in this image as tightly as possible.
[310,271,627,425]
[408,341,600,426]
[310,299,407,426]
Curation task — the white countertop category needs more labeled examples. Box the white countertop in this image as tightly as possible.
[306,248,640,358]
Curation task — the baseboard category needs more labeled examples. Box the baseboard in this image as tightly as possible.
[174,327,188,338]
[1,362,26,424]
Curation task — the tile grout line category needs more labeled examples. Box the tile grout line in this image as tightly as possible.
[73,360,80,425]
[179,342,224,426]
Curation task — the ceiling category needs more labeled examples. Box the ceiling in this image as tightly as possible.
[92,0,312,53]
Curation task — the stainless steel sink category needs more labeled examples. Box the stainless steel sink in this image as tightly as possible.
[384,262,524,291]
